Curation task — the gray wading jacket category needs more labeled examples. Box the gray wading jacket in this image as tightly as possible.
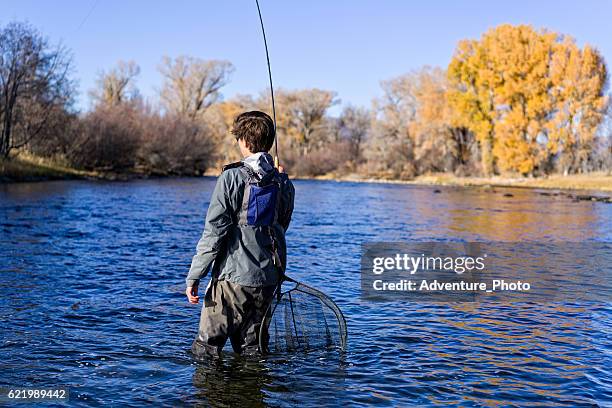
[186,152,295,288]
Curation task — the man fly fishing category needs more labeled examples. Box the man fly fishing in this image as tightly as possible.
[185,111,295,357]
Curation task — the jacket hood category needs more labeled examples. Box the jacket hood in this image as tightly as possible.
[242,152,275,179]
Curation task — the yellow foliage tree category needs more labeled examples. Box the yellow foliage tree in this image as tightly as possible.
[548,41,608,174]
[448,24,608,176]
[447,38,497,175]
[409,67,462,172]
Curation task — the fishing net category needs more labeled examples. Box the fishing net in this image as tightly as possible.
[259,278,347,354]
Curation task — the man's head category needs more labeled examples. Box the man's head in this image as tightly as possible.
[231,111,275,156]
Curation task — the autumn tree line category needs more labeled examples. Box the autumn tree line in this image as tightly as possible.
[1,21,610,178]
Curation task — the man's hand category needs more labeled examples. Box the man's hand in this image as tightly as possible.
[186,285,199,304]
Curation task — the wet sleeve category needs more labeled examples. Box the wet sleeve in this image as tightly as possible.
[185,173,234,287]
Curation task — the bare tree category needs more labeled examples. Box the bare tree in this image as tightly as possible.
[158,56,234,120]
[366,75,417,177]
[90,60,140,107]
[368,67,478,177]
[0,22,74,158]
[138,113,215,175]
[589,107,612,173]
[276,88,338,155]
[337,105,370,161]
[67,105,142,171]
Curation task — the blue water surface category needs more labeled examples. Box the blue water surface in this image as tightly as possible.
[0,178,610,406]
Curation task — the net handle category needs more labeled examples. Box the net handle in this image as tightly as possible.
[259,281,287,354]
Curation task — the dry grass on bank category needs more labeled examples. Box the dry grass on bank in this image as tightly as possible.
[0,153,94,182]
[411,173,612,192]
[311,171,612,192]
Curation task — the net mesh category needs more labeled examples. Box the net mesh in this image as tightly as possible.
[260,281,347,353]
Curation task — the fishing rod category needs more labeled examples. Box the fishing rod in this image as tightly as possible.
[254,0,279,168]
[254,2,347,355]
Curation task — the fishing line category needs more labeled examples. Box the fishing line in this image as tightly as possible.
[255,0,279,166]
[74,0,100,33]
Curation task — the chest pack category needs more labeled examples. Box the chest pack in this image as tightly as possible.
[236,164,282,227]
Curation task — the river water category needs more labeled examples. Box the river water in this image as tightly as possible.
[0,178,610,406]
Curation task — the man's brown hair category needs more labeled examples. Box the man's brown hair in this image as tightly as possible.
[231,111,275,153]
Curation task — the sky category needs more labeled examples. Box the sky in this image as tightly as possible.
[3,0,612,114]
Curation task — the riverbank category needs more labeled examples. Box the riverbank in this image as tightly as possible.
[306,172,612,193]
[0,154,93,182]
[2,154,611,195]
[0,154,144,182]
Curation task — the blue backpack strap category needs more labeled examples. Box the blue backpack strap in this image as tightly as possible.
[271,171,282,225]
[220,160,251,226]
[237,164,254,226]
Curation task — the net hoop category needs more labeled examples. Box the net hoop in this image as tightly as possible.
[259,276,348,354]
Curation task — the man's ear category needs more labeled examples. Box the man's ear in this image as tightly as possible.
[237,138,252,157]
